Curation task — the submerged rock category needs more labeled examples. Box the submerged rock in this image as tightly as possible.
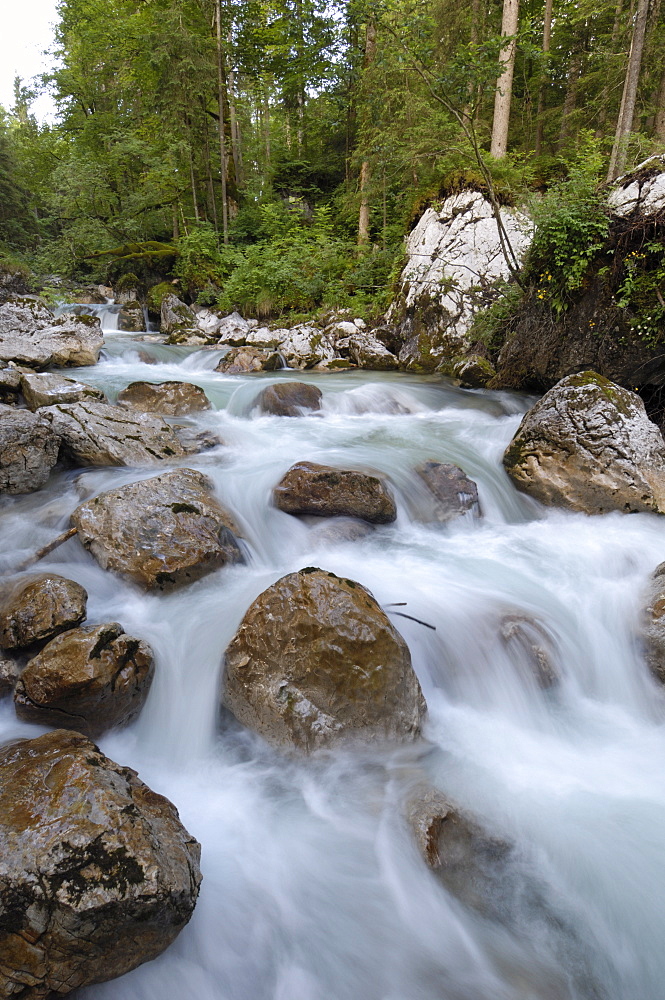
[503,372,665,514]
[20,371,106,410]
[71,468,243,590]
[416,461,480,522]
[15,622,154,735]
[0,574,87,651]
[255,381,322,417]
[641,563,665,684]
[0,405,60,494]
[0,298,103,368]
[274,461,397,524]
[0,658,19,696]
[0,728,201,998]
[307,517,374,546]
[117,380,211,415]
[223,568,425,751]
[174,426,224,455]
[215,346,282,373]
[42,400,185,466]
[499,614,559,688]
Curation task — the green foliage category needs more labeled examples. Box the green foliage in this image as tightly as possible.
[615,241,665,345]
[173,225,239,299]
[523,137,610,313]
[469,280,524,352]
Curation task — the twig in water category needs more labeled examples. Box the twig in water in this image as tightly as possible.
[388,611,437,631]
[11,527,78,574]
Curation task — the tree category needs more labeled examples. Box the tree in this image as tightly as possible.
[607,0,651,180]
[490,0,519,158]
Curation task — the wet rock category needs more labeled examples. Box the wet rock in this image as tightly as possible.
[0,405,60,494]
[446,354,496,388]
[160,293,197,336]
[215,346,282,374]
[20,371,106,410]
[42,400,185,467]
[406,787,512,915]
[499,614,559,688]
[345,334,399,371]
[503,371,665,514]
[255,381,322,417]
[71,468,243,590]
[0,574,87,651]
[117,301,145,332]
[214,310,251,345]
[416,461,480,522]
[0,658,19,696]
[278,325,336,369]
[116,380,211,415]
[0,728,201,998]
[387,191,531,372]
[223,568,425,751]
[274,461,397,524]
[641,562,665,683]
[15,622,154,736]
[0,297,103,368]
[174,426,224,455]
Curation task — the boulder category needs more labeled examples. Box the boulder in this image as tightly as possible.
[416,461,480,522]
[406,787,512,915]
[42,400,185,467]
[223,568,425,750]
[503,372,665,514]
[345,334,399,371]
[160,294,197,336]
[607,154,665,217]
[20,371,106,410]
[0,298,103,368]
[0,366,21,405]
[274,461,397,524]
[15,622,154,735]
[0,728,201,998]
[499,614,558,688]
[214,310,251,345]
[277,325,336,369]
[0,658,19,696]
[387,191,531,372]
[116,380,211,415]
[641,562,665,683]
[71,468,243,590]
[0,574,87,651]
[117,301,145,332]
[245,326,282,349]
[174,427,224,455]
[215,346,282,374]
[0,405,60,494]
[254,381,322,417]
[446,354,496,388]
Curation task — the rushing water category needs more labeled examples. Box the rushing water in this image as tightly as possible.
[4,309,665,1000]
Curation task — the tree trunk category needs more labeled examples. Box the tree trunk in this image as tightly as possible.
[215,0,229,243]
[226,31,243,190]
[358,17,377,245]
[597,0,625,134]
[655,63,665,138]
[535,0,553,155]
[607,0,651,180]
[558,48,583,147]
[490,0,520,158]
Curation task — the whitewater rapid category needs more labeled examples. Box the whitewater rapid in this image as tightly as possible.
[3,314,665,1000]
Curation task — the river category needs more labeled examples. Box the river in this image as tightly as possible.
[3,308,665,1000]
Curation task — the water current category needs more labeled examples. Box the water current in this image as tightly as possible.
[5,305,665,1000]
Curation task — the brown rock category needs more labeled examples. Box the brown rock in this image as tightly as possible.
[0,574,87,651]
[42,400,185,467]
[0,658,19,696]
[416,461,480,522]
[15,622,154,735]
[503,372,665,514]
[223,567,425,751]
[174,426,224,455]
[117,380,211,415]
[216,346,282,374]
[0,405,60,494]
[71,468,243,590]
[273,461,397,524]
[254,381,322,417]
[117,301,144,332]
[499,614,559,688]
[0,729,201,998]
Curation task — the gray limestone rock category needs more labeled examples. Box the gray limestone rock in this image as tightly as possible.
[0,298,103,368]
[0,405,60,494]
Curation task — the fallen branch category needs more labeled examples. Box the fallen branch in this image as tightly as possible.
[387,610,437,631]
[11,527,78,574]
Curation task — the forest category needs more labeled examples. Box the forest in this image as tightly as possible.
[1,0,664,321]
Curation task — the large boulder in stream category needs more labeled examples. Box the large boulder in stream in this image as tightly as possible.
[0,728,201,999]
[640,563,665,684]
[273,461,397,524]
[416,461,480,523]
[0,298,103,368]
[14,622,154,735]
[42,400,185,466]
[503,372,665,514]
[215,346,282,374]
[160,293,197,337]
[255,381,322,416]
[71,468,244,590]
[117,380,211,415]
[0,574,87,651]
[223,568,425,751]
[20,371,106,410]
[0,405,60,494]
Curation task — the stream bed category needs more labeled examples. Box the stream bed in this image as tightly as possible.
[3,316,665,1000]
